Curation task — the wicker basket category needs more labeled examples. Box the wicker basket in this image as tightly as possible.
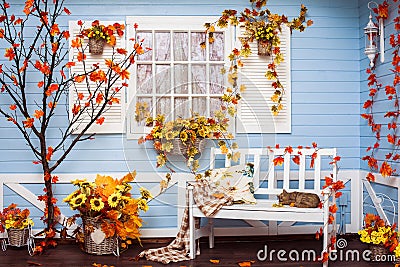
[157,138,205,157]
[257,40,272,56]
[88,38,106,55]
[369,244,390,261]
[7,228,29,247]
[82,217,118,255]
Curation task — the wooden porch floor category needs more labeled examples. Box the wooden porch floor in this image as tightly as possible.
[0,234,394,267]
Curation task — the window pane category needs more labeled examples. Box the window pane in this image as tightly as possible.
[137,64,152,94]
[174,97,189,119]
[192,97,207,116]
[156,97,171,117]
[135,97,152,126]
[174,64,188,94]
[210,64,225,94]
[174,32,188,61]
[210,97,223,115]
[155,32,171,61]
[192,65,206,94]
[209,32,224,61]
[191,32,206,61]
[156,65,171,94]
[137,31,152,61]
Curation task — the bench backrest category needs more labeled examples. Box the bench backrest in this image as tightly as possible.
[210,147,337,196]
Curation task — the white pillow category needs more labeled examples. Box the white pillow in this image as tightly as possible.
[207,163,256,204]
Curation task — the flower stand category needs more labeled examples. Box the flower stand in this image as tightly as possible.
[1,226,35,256]
[82,217,119,256]
[88,38,106,55]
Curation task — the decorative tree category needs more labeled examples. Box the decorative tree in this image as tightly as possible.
[0,0,145,251]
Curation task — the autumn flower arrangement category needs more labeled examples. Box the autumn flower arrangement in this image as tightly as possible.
[63,172,151,250]
[0,203,34,233]
[202,0,312,116]
[81,20,124,47]
[139,113,233,173]
[358,213,400,258]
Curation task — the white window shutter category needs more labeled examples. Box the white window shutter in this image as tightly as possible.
[68,21,126,134]
[236,25,291,134]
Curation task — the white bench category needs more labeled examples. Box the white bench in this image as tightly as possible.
[188,147,337,266]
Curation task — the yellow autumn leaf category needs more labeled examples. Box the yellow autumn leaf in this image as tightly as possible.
[210,259,220,264]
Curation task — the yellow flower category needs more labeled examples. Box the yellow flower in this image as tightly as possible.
[70,193,87,208]
[140,187,153,200]
[108,193,121,208]
[137,199,148,212]
[90,197,104,211]
[63,191,77,203]
[180,131,188,142]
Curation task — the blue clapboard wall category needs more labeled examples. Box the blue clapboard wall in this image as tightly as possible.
[0,0,366,231]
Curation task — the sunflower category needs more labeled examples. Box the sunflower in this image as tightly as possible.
[70,193,87,209]
[63,191,77,203]
[90,197,104,211]
[108,192,121,208]
[140,187,153,200]
[179,131,188,142]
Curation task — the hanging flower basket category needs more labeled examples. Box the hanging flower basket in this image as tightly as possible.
[88,38,106,55]
[82,217,119,256]
[257,40,272,56]
[155,138,206,157]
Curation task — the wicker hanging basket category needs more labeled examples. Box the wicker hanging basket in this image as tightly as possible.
[88,38,106,55]
[7,228,29,247]
[82,217,118,256]
[257,39,272,56]
[156,138,205,157]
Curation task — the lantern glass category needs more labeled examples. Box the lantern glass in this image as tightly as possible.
[364,14,379,67]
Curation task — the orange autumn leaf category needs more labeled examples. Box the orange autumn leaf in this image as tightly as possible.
[292,155,300,165]
[96,117,105,125]
[46,146,54,161]
[329,204,338,213]
[119,68,130,80]
[284,146,293,154]
[71,38,82,48]
[96,93,104,104]
[9,104,16,110]
[77,51,86,62]
[366,172,375,182]
[74,75,85,83]
[4,47,15,60]
[210,259,220,264]
[34,110,44,119]
[380,161,393,177]
[72,104,80,115]
[273,156,284,166]
[65,61,75,68]
[23,117,34,128]
[45,84,59,96]
[50,24,60,36]
[238,261,255,267]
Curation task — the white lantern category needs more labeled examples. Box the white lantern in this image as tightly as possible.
[364,1,384,68]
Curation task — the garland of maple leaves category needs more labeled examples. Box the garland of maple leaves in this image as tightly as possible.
[362,0,400,181]
[269,143,344,262]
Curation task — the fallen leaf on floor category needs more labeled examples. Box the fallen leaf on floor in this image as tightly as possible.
[92,263,114,267]
[238,260,255,266]
[210,259,220,264]
[27,262,42,266]
[212,193,224,199]
[141,265,153,267]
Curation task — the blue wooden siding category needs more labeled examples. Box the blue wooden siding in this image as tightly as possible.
[0,0,363,231]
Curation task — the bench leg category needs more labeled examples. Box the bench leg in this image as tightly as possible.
[208,218,214,248]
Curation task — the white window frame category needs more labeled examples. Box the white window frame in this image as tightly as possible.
[125,16,234,139]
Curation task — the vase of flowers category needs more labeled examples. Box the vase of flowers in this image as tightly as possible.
[0,203,35,254]
[63,172,151,255]
[358,213,400,261]
[139,113,232,173]
[81,20,125,54]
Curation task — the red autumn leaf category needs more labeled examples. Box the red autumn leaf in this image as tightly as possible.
[9,104,16,110]
[273,156,284,166]
[312,142,317,148]
[45,84,59,96]
[96,93,104,104]
[329,204,338,213]
[46,146,54,161]
[380,161,393,177]
[96,117,105,125]
[393,154,400,161]
[34,110,44,119]
[72,104,80,115]
[23,117,34,128]
[387,134,396,144]
[363,99,373,109]
[50,24,60,36]
[4,47,15,60]
[335,191,343,198]
[292,155,300,165]
[77,51,86,62]
[284,146,293,154]
[63,7,71,15]
[52,176,59,183]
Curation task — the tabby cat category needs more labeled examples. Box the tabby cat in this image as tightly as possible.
[277,189,320,208]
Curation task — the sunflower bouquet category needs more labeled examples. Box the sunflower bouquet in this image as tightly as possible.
[63,172,151,250]
[0,203,34,233]
[81,20,124,46]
